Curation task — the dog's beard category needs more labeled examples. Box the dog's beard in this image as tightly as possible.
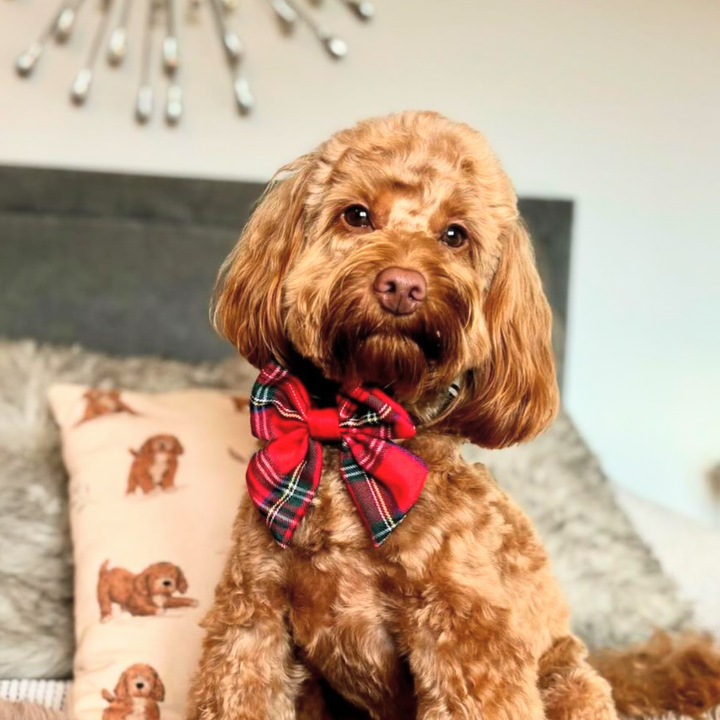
[335,330,431,397]
[320,294,467,403]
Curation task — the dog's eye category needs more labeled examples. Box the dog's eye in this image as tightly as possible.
[343,205,373,229]
[441,224,467,248]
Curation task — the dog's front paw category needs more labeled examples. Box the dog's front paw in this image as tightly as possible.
[100,615,112,624]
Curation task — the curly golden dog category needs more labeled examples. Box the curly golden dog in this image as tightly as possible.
[98,560,198,622]
[102,663,165,720]
[127,434,184,495]
[189,112,720,720]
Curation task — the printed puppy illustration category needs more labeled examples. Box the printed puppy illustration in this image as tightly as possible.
[232,395,250,412]
[78,389,137,424]
[127,435,184,495]
[98,560,198,622]
[102,663,165,720]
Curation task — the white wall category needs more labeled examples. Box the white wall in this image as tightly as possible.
[1,0,719,526]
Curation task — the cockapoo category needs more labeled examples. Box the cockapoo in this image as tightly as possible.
[189,112,720,720]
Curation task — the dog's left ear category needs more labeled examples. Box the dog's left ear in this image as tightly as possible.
[211,154,317,368]
[443,219,559,448]
[176,567,188,594]
[150,668,165,702]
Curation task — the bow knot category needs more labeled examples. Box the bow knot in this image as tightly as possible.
[246,362,428,548]
[306,407,342,442]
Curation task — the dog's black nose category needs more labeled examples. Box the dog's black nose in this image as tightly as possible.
[136,682,145,689]
[162,580,172,587]
[374,267,426,316]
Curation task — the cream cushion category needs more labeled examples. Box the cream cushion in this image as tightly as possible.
[49,384,254,720]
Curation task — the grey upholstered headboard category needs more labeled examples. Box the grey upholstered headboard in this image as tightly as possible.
[0,165,572,381]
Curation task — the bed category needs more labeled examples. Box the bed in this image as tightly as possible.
[0,164,699,719]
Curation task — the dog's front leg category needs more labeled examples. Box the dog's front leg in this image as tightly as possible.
[159,460,177,490]
[188,511,303,720]
[400,556,545,720]
[188,573,299,720]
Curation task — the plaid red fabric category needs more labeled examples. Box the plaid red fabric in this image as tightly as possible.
[246,361,428,548]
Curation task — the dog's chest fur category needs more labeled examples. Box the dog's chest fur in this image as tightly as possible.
[130,697,148,719]
[152,594,168,609]
[149,452,170,484]
[274,436,555,714]
[284,448,416,712]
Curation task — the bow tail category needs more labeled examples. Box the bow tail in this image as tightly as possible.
[339,454,404,547]
[246,439,323,548]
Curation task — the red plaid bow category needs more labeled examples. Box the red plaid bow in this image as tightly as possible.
[246,362,428,548]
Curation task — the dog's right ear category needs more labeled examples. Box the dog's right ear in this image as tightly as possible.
[136,438,152,456]
[113,672,129,700]
[211,154,317,368]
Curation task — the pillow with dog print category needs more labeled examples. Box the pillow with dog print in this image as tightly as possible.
[48,384,254,720]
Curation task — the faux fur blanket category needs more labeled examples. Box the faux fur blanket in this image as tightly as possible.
[0,339,692,678]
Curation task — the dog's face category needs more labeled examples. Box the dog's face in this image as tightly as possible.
[143,435,184,456]
[142,562,188,596]
[283,133,491,403]
[214,112,558,448]
[115,663,165,702]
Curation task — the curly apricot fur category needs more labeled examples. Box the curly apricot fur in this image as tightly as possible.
[191,112,720,720]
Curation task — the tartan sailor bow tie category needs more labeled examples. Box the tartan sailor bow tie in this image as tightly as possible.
[246,361,429,548]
